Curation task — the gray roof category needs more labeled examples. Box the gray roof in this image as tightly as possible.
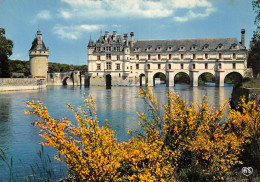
[30,38,47,51]
[132,38,246,52]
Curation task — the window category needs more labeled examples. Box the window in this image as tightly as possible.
[97,73,98,76]
[119,73,121,77]
[181,54,184,59]
[168,64,171,70]
[233,53,236,59]
[97,47,101,51]
[117,55,120,60]
[219,53,222,59]
[106,47,111,51]
[106,54,111,59]
[97,55,100,60]
[97,64,101,70]
[158,64,161,69]
[203,45,209,50]
[233,63,236,69]
[116,47,120,52]
[158,54,161,60]
[136,64,139,69]
[205,63,208,69]
[181,64,184,69]
[130,66,132,70]
[205,53,208,59]
[148,54,151,60]
[193,54,196,59]
[136,54,139,59]
[106,62,112,70]
[116,63,120,70]
[147,64,150,70]
[218,63,222,69]
[169,54,172,59]
[193,64,196,69]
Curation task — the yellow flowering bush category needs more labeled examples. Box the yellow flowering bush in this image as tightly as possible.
[25,86,260,181]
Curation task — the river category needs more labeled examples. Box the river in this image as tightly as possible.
[0,84,233,181]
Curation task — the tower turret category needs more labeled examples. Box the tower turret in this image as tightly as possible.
[29,30,49,78]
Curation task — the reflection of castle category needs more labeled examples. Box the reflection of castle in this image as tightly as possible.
[87,30,247,86]
[29,30,84,86]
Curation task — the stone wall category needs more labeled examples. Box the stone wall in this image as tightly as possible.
[0,78,45,91]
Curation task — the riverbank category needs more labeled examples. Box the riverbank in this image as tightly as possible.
[0,78,46,91]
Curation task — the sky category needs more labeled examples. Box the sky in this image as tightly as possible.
[0,0,257,65]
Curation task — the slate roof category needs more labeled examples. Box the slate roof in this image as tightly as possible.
[132,38,246,52]
[30,38,47,51]
[94,34,125,46]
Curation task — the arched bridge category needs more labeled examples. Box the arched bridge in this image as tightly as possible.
[47,71,85,86]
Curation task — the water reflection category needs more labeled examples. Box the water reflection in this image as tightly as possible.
[0,85,233,180]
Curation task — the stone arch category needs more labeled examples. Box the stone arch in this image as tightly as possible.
[174,72,190,85]
[224,71,243,86]
[153,72,166,86]
[62,76,73,85]
[198,72,216,86]
[139,73,145,87]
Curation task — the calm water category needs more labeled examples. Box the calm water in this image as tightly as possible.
[0,84,233,181]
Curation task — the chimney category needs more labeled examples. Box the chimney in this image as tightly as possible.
[130,32,134,47]
[105,31,109,40]
[124,33,128,41]
[113,31,117,41]
[241,29,245,47]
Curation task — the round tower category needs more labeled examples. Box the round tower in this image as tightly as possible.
[29,30,49,78]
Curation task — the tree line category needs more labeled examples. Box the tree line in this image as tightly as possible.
[2,58,87,78]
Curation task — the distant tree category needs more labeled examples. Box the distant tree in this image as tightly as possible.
[0,28,13,78]
[248,1,260,77]
[253,0,260,26]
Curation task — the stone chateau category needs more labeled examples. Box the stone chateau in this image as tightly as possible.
[87,30,247,86]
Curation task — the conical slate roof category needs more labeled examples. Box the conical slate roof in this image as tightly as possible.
[30,37,47,51]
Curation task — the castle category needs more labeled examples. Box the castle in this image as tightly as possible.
[87,30,247,87]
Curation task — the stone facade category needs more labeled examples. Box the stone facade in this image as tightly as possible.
[87,30,247,86]
[29,30,49,79]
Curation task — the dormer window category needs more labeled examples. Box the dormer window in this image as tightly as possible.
[156,47,161,51]
[167,46,172,51]
[134,47,140,51]
[146,46,152,51]
[230,44,237,50]
[179,46,185,51]
[191,45,197,50]
[202,44,209,50]
[216,44,223,50]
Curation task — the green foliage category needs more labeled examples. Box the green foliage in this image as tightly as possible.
[248,31,260,77]
[198,73,215,85]
[9,59,30,73]
[242,78,260,88]
[252,0,260,26]
[8,59,87,75]
[48,62,87,73]
[154,72,166,82]
[175,72,190,84]
[0,28,13,78]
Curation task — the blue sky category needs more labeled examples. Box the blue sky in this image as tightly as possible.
[0,0,257,65]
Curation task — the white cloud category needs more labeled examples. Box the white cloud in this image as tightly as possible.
[53,24,105,40]
[35,10,51,20]
[59,0,216,22]
[174,6,216,22]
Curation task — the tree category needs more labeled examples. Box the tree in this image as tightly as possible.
[253,0,260,26]
[248,1,260,77]
[0,28,13,78]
